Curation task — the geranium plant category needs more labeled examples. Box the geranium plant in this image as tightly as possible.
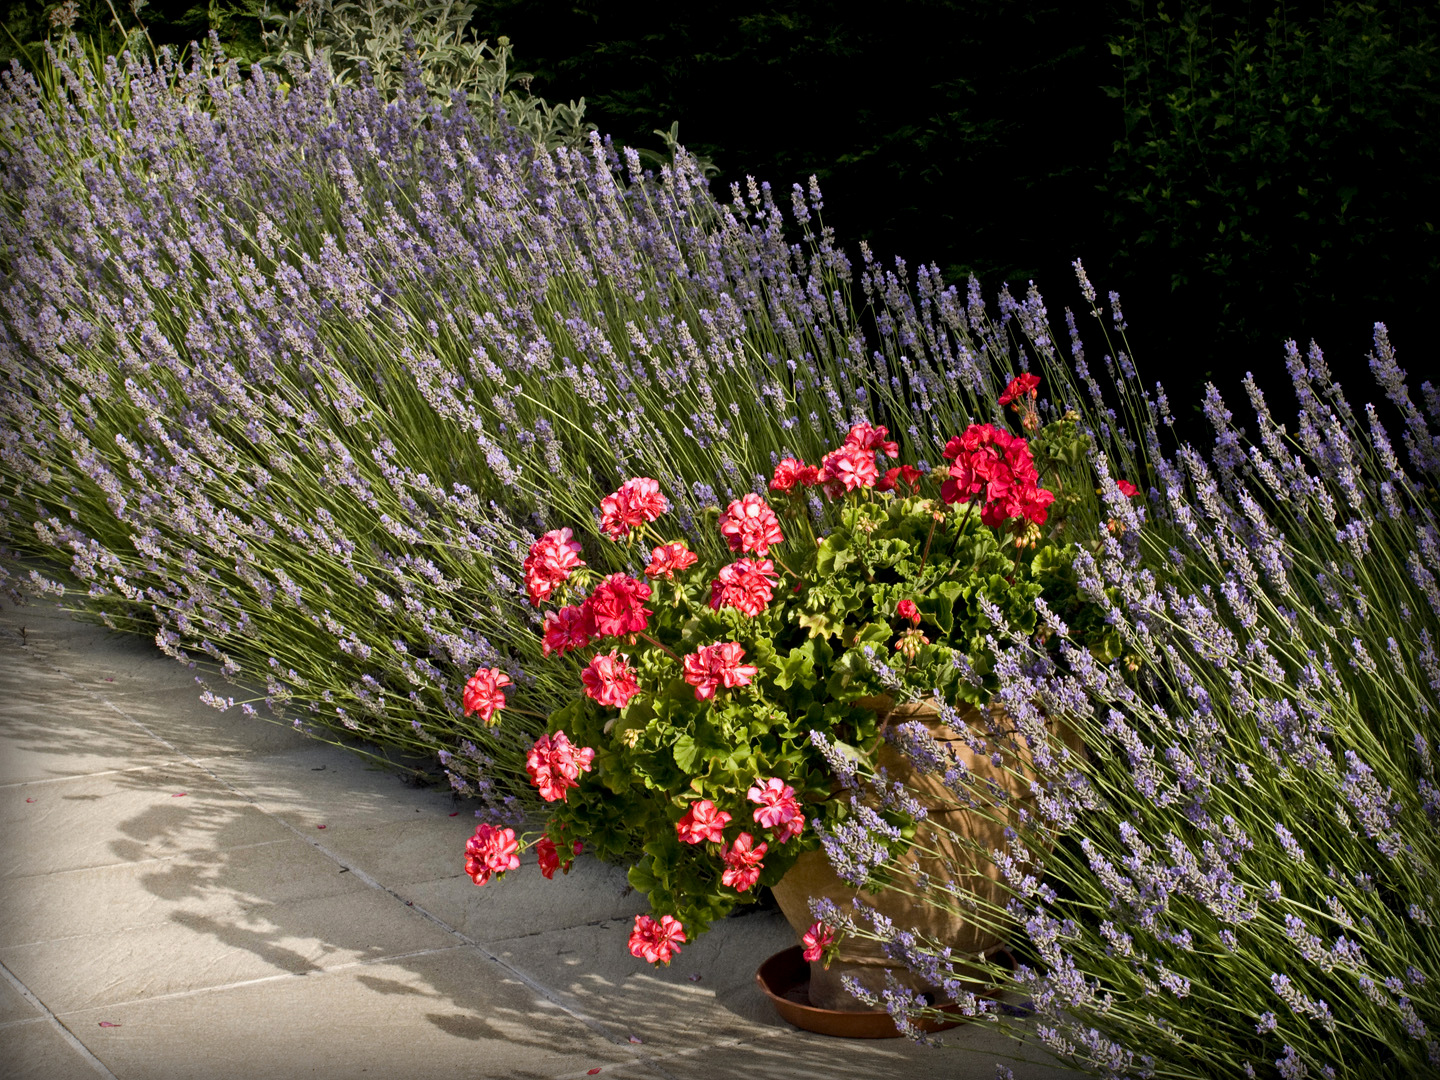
[461,376,1125,963]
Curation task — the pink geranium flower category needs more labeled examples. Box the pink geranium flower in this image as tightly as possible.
[844,422,899,457]
[599,478,668,540]
[525,731,595,803]
[819,444,879,492]
[645,541,698,579]
[580,650,641,708]
[586,574,653,638]
[462,667,512,725]
[629,914,686,965]
[896,599,921,627]
[998,372,1041,406]
[465,823,520,886]
[541,602,594,657]
[769,458,819,492]
[1117,479,1139,497]
[682,641,759,700]
[718,493,785,556]
[801,920,836,963]
[748,777,804,842]
[522,528,585,606]
[676,799,732,844]
[708,558,779,617]
[720,832,767,892]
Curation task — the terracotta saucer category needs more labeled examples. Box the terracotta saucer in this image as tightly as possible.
[755,945,1000,1039]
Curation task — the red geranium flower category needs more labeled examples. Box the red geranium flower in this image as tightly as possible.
[720,832,767,892]
[629,914,686,965]
[1117,479,1139,498]
[844,422,899,457]
[897,599,921,627]
[748,777,803,841]
[998,372,1041,406]
[708,558,780,617]
[465,823,520,886]
[586,574,653,638]
[819,444,879,493]
[599,478,668,540]
[682,641,758,700]
[769,458,819,492]
[462,667,512,725]
[580,650,641,709]
[801,920,836,963]
[522,528,585,606]
[541,602,594,657]
[875,464,923,492]
[535,835,561,879]
[676,799,732,844]
[525,730,595,802]
[645,541,698,579]
[534,834,573,879]
[718,493,785,556]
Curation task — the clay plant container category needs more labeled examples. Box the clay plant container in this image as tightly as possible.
[767,696,1081,1017]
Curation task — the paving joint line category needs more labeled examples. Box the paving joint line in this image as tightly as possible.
[28,647,656,1068]
[0,764,175,789]
[0,838,296,882]
[53,944,472,1015]
[0,959,119,1079]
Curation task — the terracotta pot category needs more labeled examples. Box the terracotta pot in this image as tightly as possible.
[770,696,1079,1011]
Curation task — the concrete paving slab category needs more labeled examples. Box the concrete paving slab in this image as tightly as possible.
[199,742,457,829]
[1,761,299,879]
[0,597,1087,1079]
[2,886,459,1013]
[0,691,178,785]
[0,839,367,949]
[56,947,643,1080]
[0,1016,104,1080]
[76,685,316,760]
[295,814,487,889]
[488,909,797,1052]
[0,968,41,1025]
[0,604,192,695]
[404,858,650,942]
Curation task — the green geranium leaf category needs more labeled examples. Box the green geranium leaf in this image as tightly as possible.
[774,646,815,690]
[816,533,854,576]
[673,733,700,772]
[798,608,842,640]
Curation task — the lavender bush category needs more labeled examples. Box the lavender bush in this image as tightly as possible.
[818,281,1440,1077]
[0,37,1034,811]
[9,32,1434,1075]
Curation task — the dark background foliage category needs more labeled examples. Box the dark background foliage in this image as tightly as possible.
[5,0,1436,429]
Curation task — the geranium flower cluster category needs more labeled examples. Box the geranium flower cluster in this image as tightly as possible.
[461,667,512,726]
[769,422,919,497]
[525,731,595,802]
[668,777,806,903]
[628,914,686,965]
[599,478,669,540]
[718,493,785,555]
[522,527,585,607]
[682,642,758,700]
[465,823,520,886]
[940,422,1055,527]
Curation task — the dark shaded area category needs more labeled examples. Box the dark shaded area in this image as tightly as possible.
[465,0,1438,428]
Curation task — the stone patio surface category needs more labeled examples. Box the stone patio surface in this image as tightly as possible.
[0,599,1083,1079]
